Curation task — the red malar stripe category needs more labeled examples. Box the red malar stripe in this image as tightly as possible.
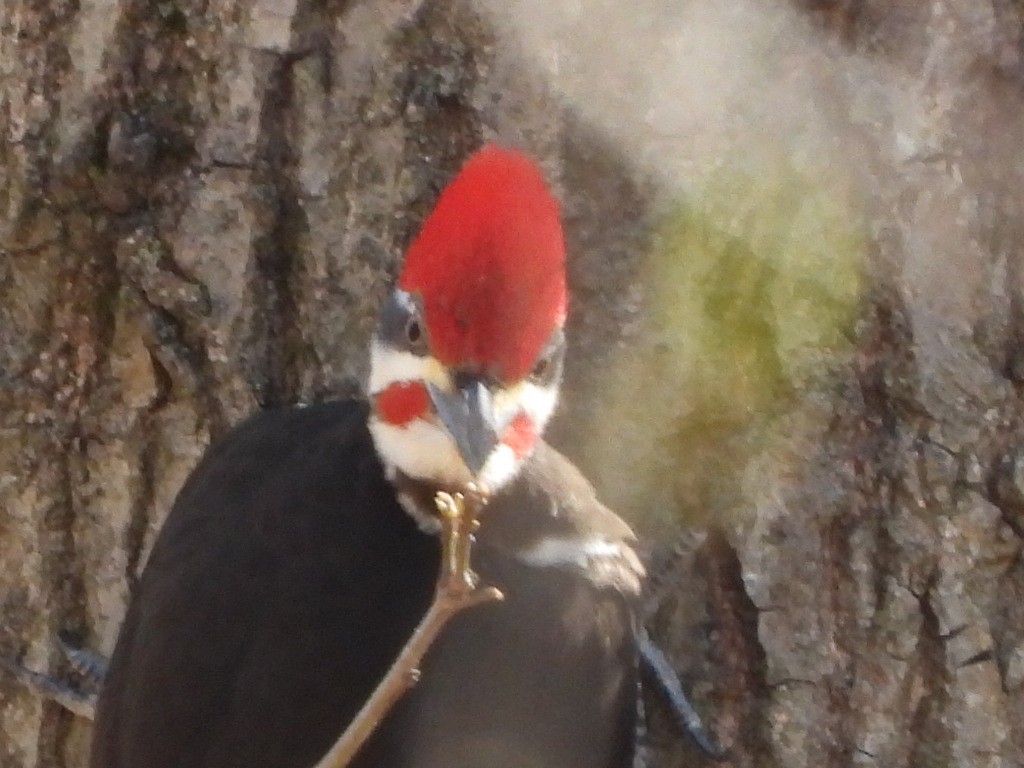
[503,412,537,459]
[374,382,430,426]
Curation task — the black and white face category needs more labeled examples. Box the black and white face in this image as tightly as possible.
[366,289,565,492]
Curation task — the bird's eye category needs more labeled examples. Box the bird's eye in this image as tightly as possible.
[531,355,551,380]
[406,317,423,346]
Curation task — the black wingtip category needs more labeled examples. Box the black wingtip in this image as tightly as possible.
[638,630,729,761]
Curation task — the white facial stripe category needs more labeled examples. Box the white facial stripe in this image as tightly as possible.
[393,288,417,312]
[369,419,523,491]
[478,443,519,490]
[505,381,558,435]
[369,341,559,429]
[369,417,471,486]
[367,341,449,396]
[367,339,560,490]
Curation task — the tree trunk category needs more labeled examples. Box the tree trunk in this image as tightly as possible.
[1,1,1022,766]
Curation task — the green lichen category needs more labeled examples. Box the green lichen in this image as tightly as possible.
[588,153,864,531]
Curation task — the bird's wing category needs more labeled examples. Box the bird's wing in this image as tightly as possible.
[90,401,437,768]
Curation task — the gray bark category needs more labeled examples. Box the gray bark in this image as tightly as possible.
[1,1,1023,766]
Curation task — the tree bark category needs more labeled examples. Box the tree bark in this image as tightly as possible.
[1,1,1023,767]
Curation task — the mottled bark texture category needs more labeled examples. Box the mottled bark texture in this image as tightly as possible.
[2,1,1023,766]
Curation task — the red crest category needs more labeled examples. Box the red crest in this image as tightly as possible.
[399,146,568,383]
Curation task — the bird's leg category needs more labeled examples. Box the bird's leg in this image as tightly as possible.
[435,483,490,594]
[0,632,107,720]
[311,485,503,768]
[56,629,109,687]
[0,656,97,719]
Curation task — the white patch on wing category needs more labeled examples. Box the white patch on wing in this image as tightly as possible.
[519,537,625,567]
[518,536,645,594]
[367,341,449,396]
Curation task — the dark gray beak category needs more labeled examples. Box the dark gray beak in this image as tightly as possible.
[426,379,501,477]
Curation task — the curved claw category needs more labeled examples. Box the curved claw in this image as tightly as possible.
[57,629,109,686]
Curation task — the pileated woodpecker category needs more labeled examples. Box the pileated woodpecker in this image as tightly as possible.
[90,146,645,768]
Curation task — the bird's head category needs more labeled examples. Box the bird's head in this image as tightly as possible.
[367,145,567,494]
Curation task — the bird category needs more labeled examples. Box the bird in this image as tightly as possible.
[88,145,647,768]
